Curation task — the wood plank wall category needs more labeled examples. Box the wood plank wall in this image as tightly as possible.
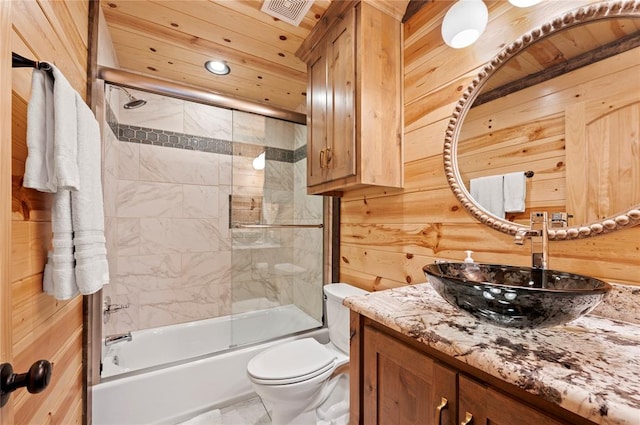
[340,0,640,291]
[1,1,14,423]
[10,1,89,423]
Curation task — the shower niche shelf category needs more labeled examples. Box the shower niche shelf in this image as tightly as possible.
[229,195,263,228]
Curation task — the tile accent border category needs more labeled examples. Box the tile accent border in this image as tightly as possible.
[119,124,233,154]
[294,145,306,163]
[106,99,305,163]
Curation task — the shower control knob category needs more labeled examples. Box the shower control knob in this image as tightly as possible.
[0,360,52,408]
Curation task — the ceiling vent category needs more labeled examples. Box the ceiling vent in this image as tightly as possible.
[261,0,314,27]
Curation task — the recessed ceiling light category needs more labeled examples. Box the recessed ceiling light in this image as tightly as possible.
[204,60,230,75]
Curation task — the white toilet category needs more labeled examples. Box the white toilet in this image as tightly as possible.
[247,283,368,425]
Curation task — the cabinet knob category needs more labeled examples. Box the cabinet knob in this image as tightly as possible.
[460,412,473,425]
[325,147,332,166]
[435,397,448,425]
[319,148,326,169]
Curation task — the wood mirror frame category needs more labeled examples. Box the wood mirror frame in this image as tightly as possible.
[443,0,640,241]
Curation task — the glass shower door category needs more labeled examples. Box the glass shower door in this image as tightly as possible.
[229,111,324,348]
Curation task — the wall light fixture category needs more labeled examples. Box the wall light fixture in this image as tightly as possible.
[441,0,489,49]
[508,0,542,7]
[252,152,266,170]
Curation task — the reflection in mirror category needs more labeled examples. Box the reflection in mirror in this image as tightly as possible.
[444,2,640,240]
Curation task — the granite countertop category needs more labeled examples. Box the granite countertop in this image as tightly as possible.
[344,283,640,425]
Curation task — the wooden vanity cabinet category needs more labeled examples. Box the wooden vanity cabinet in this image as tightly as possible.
[458,375,566,425]
[350,315,594,425]
[297,1,403,195]
[362,325,456,425]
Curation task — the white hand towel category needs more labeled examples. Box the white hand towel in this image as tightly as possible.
[24,69,56,192]
[470,175,505,218]
[503,171,526,213]
[25,64,80,192]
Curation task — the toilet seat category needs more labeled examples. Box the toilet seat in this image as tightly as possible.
[247,339,337,385]
[249,361,336,386]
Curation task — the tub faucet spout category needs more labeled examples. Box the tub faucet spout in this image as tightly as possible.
[104,332,132,346]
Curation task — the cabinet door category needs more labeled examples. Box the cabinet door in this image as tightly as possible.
[363,326,457,425]
[307,41,329,187]
[326,5,356,182]
[458,375,567,425]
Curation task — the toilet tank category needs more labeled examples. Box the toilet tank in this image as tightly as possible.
[324,283,369,354]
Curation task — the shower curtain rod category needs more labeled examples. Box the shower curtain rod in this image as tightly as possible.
[98,66,306,125]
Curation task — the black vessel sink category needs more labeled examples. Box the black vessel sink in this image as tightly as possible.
[423,262,611,329]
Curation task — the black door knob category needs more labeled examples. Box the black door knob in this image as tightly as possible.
[0,360,52,408]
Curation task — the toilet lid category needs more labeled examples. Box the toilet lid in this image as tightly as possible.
[247,339,336,382]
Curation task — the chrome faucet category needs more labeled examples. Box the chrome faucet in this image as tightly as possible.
[514,212,549,269]
[104,332,132,346]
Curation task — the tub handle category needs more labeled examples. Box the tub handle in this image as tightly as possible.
[104,296,130,324]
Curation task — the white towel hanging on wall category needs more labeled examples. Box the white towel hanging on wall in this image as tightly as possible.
[24,64,109,300]
[470,175,505,218]
[503,171,526,213]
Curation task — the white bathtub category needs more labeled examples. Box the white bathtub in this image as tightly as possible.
[93,304,325,425]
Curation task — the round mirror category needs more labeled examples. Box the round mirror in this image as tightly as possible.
[444,1,640,240]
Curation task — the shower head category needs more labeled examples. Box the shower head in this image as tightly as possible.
[113,86,147,109]
[124,96,147,109]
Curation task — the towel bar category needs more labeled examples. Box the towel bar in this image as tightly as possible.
[12,52,51,71]
[233,224,323,229]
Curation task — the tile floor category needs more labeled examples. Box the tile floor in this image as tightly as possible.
[179,396,271,425]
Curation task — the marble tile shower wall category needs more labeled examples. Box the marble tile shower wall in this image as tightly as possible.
[102,87,322,335]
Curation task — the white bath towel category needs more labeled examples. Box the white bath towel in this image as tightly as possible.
[470,175,505,218]
[46,246,79,300]
[71,94,110,295]
[42,185,78,299]
[73,231,106,246]
[503,171,527,213]
[25,63,109,300]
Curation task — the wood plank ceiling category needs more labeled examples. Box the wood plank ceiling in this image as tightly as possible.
[101,0,333,115]
[101,1,640,117]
